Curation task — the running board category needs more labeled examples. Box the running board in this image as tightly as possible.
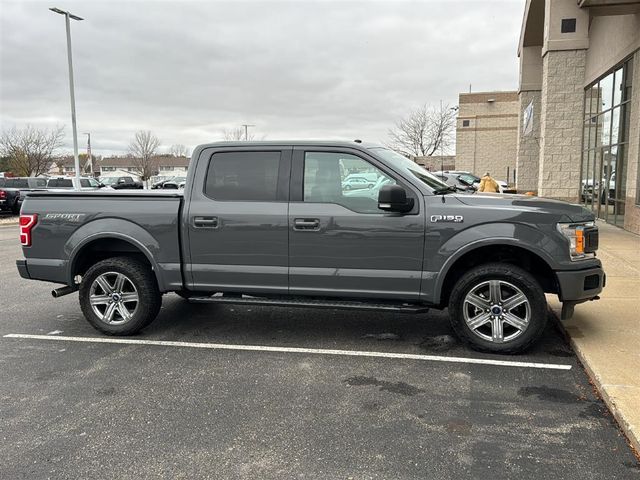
[188,295,429,313]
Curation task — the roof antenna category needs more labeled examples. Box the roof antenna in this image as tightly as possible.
[354,139,362,143]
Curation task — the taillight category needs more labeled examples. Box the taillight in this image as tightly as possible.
[19,214,37,246]
[0,190,6,199]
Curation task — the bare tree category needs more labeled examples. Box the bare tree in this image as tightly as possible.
[129,130,160,181]
[387,103,457,158]
[0,125,64,176]
[169,144,189,157]
[222,127,255,141]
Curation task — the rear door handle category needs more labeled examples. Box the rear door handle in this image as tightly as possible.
[193,216,219,228]
[293,218,320,231]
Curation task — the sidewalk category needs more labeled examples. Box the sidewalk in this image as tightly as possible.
[549,220,640,452]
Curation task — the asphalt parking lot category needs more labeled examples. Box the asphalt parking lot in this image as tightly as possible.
[1,223,639,479]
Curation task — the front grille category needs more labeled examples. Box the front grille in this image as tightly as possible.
[584,274,600,291]
[584,226,599,253]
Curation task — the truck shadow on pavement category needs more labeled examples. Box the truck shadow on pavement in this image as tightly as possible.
[144,294,575,362]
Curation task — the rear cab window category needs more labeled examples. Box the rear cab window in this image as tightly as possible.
[204,151,284,201]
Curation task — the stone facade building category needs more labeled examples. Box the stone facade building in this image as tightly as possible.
[455,91,519,184]
[517,0,640,233]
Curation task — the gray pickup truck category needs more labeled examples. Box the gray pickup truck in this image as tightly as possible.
[16,141,604,353]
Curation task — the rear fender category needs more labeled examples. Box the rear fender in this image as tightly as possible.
[65,218,165,290]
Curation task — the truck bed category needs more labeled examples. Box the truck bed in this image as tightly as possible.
[19,190,184,291]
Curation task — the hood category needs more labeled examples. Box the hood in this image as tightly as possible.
[454,193,594,223]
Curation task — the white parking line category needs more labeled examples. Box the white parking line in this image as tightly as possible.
[3,333,572,371]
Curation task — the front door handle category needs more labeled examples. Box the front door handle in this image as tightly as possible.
[293,218,320,231]
[193,216,219,228]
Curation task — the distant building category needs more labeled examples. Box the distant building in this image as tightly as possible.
[455,91,519,183]
[100,155,189,178]
[413,155,456,171]
[517,0,640,233]
[49,155,190,179]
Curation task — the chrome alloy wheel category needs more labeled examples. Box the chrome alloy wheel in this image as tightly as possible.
[89,271,139,325]
[462,280,530,343]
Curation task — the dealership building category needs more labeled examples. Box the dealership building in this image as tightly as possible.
[456,91,519,184]
[516,0,640,233]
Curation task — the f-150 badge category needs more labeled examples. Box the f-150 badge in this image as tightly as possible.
[430,215,463,223]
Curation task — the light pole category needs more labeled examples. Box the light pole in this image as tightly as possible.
[83,132,92,175]
[50,7,83,189]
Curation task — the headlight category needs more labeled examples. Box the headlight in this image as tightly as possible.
[557,222,596,261]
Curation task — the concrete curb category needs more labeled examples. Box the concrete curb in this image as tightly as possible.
[554,310,640,454]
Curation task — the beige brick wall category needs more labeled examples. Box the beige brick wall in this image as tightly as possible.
[623,50,640,235]
[455,92,519,182]
[538,49,586,202]
[516,90,542,192]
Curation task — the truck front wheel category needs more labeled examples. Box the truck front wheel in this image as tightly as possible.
[79,256,162,335]
[448,263,547,354]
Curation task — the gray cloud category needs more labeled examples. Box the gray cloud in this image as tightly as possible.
[0,0,523,155]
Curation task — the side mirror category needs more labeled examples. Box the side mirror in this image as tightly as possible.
[378,185,414,213]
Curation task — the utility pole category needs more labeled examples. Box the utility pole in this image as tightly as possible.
[241,124,255,141]
[50,7,83,189]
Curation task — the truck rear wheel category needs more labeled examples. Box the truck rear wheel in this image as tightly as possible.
[79,256,161,335]
[448,263,547,354]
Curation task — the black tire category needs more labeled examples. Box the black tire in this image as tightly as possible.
[448,263,547,354]
[11,202,20,215]
[79,256,162,335]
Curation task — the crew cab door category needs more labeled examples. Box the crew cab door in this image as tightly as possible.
[185,147,291,294]
[288,147,425,300]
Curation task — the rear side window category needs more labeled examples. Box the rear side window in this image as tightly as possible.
[48,179,73,188]
[205,151,281,201]
[7,178,28,188]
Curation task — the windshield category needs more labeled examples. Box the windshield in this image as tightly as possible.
[368,147,449,191]
[101,177,118,185]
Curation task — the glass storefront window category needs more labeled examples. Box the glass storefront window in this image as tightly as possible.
[600,72,614,111]
[613,67,624,106]
[581,57,633,225]
[610,106,621,145]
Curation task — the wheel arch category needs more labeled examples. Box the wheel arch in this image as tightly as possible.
[67,232,163,290]
[435,240,558,307]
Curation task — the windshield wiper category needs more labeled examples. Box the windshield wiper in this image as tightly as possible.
[433,185,456,195]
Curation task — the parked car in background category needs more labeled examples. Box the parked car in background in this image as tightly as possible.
[150,176,173,189]
[46,177,104,190]
[342,177,373,190]
[160,176,187,189]
[582,173,616,205]
[431,172,476,192]
[100,176,143,190]
[433,171,511,193]
[0,177,48,214]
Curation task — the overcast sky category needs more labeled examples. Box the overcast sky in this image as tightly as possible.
[0,0,524,156]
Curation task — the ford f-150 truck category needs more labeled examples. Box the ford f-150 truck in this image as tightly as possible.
[16,141,604,353]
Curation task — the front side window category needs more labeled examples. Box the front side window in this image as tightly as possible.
[205,151,281,201]
[303,152,396,214]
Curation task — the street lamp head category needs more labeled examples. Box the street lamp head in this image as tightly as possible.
[49,7,84,21]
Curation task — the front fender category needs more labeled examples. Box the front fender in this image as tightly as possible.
[424,222,564,304]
